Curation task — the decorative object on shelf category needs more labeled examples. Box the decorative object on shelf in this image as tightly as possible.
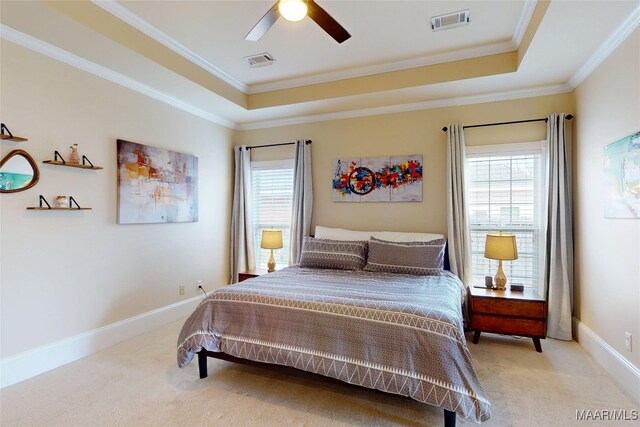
[27,195,91,210]
[604,130,640,218]
[261,229,283,272]
[332,155,423,202]
[54,195,69,208]
[117,139,198,224]
[42,150,103,170]
[484,232,518,290]
[68,144,81,164]
[0,123,28,142]
[0,149,40,193]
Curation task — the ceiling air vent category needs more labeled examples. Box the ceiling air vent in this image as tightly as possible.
[431,9,470,31]
[244,52,276,68]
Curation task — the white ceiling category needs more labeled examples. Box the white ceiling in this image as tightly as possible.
[119,0,526,88]
[1,0,639,129]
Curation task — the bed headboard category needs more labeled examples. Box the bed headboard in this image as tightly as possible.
[443,241,451,271]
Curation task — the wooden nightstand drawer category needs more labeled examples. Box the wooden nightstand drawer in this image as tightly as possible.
[238,269,270,283]
[238,272,259,282]
[472,315,546,337]
[472,298,545,319]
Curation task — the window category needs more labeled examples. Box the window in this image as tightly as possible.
[251,160,294,270]
[466,142,546,292]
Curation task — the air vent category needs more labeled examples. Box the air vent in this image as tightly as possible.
[244,52,276,68]
[431,9,470,31]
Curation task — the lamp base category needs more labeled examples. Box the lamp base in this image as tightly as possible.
[494,260,507,290]
[267,249,276,273]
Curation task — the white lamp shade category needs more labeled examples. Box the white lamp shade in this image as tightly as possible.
[278,0,308,22]
[261,229,283,249]
[484,233,518,261]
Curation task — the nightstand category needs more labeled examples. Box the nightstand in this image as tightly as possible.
[468,286,547,352]
[237,269,267,282]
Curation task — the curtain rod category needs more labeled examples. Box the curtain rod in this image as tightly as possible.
[441,114,573,132]
[243,140,312,150]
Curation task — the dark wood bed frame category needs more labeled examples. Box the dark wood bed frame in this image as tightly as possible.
[196,244,457,427]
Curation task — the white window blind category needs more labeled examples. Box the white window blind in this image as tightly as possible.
[466,142,546,292]
[251,160,294,271]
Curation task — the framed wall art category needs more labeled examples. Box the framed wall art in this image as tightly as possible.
[117,139,198,224]
[332,155,423,202]
[603,131,640,218]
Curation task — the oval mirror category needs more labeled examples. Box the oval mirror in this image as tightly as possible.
[0,149,40,193]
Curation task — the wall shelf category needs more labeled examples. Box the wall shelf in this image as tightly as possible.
[43,151,103,170]
[42,160,103,170]
[27,195,91,211]
[27,207,92,211]
[0,123,28,142]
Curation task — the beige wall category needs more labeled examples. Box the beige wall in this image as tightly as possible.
[237,93,575,235]
[574,29,640,368]
[0,42,234,358]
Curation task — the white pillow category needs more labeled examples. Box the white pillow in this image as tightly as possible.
[370,231,444,242]
[314,225,444,243]
[314,226,371,241]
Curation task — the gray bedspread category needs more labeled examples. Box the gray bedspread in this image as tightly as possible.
[177,267,491,423]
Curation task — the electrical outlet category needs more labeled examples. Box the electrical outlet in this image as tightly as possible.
[624,332,632,351]
[196,280,203,289]
[179,285,185,296]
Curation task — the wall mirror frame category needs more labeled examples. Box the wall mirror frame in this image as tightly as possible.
[0,149,40,193]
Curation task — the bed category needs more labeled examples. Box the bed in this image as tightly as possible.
[177,236,491,427]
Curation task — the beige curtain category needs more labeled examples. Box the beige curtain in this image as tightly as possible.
[446,124,472,284]
[230,146,255,283]
[544,114,574,340]
[289,140,313,264]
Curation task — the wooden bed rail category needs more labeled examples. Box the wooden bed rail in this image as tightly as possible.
[197,350,456,427]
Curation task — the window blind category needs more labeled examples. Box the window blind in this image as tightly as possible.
[251,160,294,270]
[466,143,545,292]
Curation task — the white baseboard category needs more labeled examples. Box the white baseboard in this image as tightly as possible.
[573,317,640,403]
[0,296,202,389]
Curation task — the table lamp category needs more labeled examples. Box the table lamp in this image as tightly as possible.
[484,233,518,290]
[261,229,283,273]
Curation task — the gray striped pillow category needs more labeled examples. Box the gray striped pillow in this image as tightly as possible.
[363,237,446,275]
[299,237,368,270]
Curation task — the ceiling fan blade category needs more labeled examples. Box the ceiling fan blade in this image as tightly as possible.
[307,0,351,43]
[245,2,280,41]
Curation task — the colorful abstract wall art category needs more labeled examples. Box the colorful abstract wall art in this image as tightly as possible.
[332,155,423,202]
[117,139,198,224]
[604,131,640,218]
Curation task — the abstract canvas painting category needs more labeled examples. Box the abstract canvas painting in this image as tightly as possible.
[117,139,198,224]
[604,131,640,218]
[332,155,423,202]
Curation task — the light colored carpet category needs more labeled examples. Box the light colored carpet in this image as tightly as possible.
[1,320,637,427]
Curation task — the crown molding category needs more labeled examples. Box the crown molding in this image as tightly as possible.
[246,40,517,94]
[0,25,238,130]
[237,83,573,131]
[568,4,640,88]
[513,0,537,47]
[91,0,248,93]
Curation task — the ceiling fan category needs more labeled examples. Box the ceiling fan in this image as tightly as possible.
[245,0,351,44]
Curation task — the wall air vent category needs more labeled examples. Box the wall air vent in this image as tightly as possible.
[244,52,276,68]
[431,9,470,31]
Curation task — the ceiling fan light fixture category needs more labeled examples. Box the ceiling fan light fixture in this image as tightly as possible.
[278,0,308,22]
